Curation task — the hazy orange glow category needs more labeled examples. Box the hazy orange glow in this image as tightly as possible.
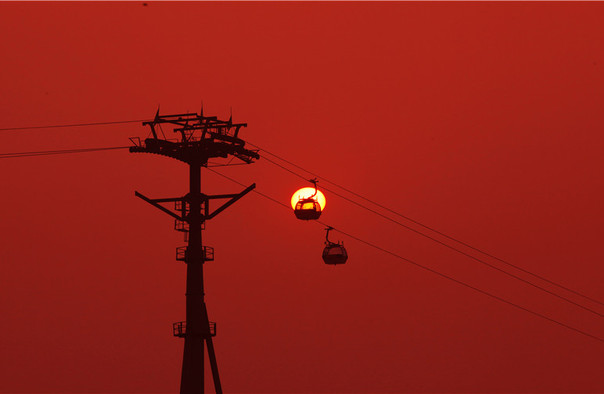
[290,187,326,210]
[2,3,604,393]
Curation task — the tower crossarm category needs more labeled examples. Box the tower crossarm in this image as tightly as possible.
[134,191,184,221]
[206,184,256,220]
[129,136,259,165]
[130,110,259,165]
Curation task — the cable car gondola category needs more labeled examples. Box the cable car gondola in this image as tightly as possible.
[322,227,348,265]
[293,179,323,220]
[294,198,322,220]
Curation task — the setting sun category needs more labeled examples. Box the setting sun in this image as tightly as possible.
[290,187,326,210]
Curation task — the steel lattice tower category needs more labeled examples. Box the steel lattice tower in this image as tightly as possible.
[130,109,259,393]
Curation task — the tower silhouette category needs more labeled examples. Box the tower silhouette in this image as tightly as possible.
[130,110,259,393]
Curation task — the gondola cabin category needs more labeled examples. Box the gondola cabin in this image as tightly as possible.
[294,198,322,220]
[322,226,348,265]
[291,183,325,221]
[322,242,348,265]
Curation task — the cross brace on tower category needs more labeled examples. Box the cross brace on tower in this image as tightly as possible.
[130,109,259,394]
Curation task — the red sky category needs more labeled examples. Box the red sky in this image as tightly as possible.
[1,2,603,393]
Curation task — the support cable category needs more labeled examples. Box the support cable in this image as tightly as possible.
[0,146,252,168]
[0,146,130,159]
[0,146,254,169]
[0,119,149,132]
[0,116,601,342]
[0,118,600,309]
[247,141,604,311]
[205,166,604,344]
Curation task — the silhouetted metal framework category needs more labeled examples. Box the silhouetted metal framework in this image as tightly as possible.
[130,110,259,394]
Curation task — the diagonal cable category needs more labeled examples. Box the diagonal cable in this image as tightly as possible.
[247,142,604,312]
[204,166,604,344]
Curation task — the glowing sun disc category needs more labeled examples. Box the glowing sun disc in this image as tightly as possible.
[291,187,326,210]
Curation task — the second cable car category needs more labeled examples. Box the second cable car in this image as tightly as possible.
[322,227,348,265]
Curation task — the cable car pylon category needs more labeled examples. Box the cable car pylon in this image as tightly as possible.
[130,110,259,394]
